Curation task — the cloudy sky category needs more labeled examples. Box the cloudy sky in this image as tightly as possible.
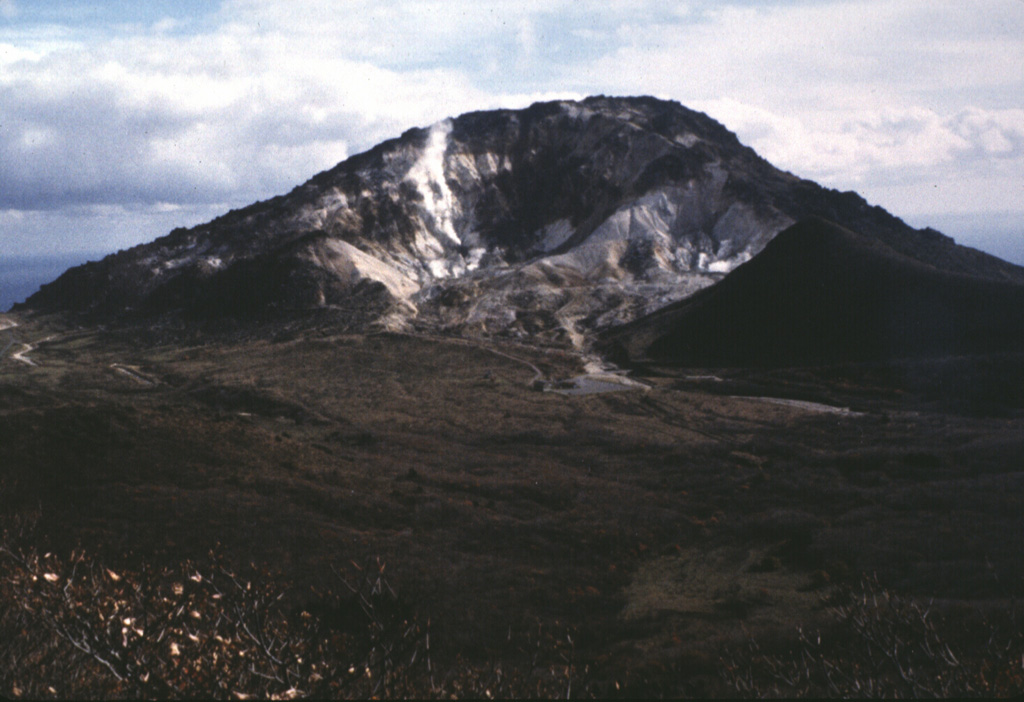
[1,0,1022,264]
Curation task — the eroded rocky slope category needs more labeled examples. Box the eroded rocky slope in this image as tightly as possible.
[21,96,1024,349]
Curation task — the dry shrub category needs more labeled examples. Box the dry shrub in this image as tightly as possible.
[0,516,592,699]
[0,512,426,699]
[721,575,1024,698]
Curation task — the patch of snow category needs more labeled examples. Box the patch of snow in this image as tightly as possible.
[707,252,750,273]
[694,249,748,274]
[674,133,699,147]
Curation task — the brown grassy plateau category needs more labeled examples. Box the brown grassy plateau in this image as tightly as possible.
[2,313,1023,695]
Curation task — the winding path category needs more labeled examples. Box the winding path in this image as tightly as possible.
[1,316,59,367]
[11,343,38,366]
[399,330,649,394]
[0,316,26,363]
[8,335,57,366]
[405,330,547,385]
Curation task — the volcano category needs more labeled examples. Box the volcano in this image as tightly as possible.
[19,96,1024,351]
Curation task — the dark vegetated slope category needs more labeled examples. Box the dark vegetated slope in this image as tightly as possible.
[737,173,1024,284]
[602,217,1024,367]
[143,231,399,321]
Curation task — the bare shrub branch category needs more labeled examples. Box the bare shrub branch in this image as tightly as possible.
[0,519,594,699]
[721,574,1024,698]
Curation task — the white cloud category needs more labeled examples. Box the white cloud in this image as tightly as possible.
[0,1,598,219]
[0,202,230,258]
[562,1,1024,216]
[691,98,1024,216]
[0,0,1021,258]
[576,1,1023,111]
[0,27,500,212]
[700,100,1024,177]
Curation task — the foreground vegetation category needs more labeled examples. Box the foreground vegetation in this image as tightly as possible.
[2,318,1024,696]
[2,516,1022,698]
[0,516,592,699]
[721,575,1024,698]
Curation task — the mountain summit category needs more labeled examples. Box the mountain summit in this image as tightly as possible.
[21,96,1024,347]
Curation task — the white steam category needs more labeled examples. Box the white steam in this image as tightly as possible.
[406,120,461,246]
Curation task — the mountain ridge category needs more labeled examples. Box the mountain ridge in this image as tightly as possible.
[599,216,1024,367]
[18,95,1024,350]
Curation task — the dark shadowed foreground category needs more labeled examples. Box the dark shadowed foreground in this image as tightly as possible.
[2,315,1023,696]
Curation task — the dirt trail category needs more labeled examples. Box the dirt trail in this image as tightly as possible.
[11,343,38,366]
[403,330,547,384]
[110,363,157,386]
[475,345,545,384]
[0,319,157,386]
[8,334,57,367]
[0,316,20,361]
[402,329,648,394]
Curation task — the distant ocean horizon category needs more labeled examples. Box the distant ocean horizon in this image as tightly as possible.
[0,252,106,312]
